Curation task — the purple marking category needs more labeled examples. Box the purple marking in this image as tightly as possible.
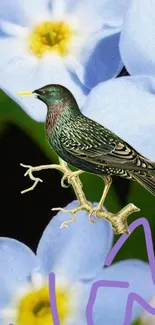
[49,272,60,325]
[85,218,155,324]
[105,218,155,284]
[8,218,155,325]
[86,280,129,325]
[124,292,155,325]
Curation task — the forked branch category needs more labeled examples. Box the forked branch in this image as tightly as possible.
[20,158,140,234]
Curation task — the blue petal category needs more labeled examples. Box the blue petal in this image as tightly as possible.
[73,30,123,89]
[120,0,155,76]
[0,238,39,307]
[37,200,114,281]
[82,75,155,161]
[0,0,50,27]
[91,260,155,325]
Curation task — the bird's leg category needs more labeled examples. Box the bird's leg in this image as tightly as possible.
[89,176,112,221]
[98,176,112,209]
[61,170,84,188]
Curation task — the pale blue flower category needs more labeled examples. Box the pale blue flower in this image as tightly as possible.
[119,0,155,77]
[0,0,129,121]
[140,295,155,325]
[0,200,154,325]
[82,75,155,161]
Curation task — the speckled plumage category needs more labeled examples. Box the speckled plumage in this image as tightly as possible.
[35,84,155,196]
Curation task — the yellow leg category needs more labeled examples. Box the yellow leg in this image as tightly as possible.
[98,176,112,209]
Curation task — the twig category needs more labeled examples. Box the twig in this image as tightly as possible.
[20,159,140,234]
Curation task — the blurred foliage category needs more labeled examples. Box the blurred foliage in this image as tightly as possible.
[81,172,121,212]
[0,90,57,161]
[133,319,142,325]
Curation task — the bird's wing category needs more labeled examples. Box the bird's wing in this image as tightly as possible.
[60,116,153,170]
[60,116,115,158]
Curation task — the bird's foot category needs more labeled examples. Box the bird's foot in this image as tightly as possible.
[61,170,84,188]
[88,205,106,223]
[52,204,84,228]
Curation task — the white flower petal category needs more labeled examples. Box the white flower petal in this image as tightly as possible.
[0,308,16,318]
[52,0,130,32]
[0,238,38,285]
[30,270,45,289]
[141,295,155,325]
[82,75,155,161]
[120,0,155,77]
[0,55,46,121]
[0,237,39,312]
[52,274,83,325]
[66,29,123,89]
[42,54,88,108]
[0,21,27,38]
[0,38,24,70]
[0,54,88,121]
[101,0,131,27]
[0,308,17,325]
[68,1,103,33]
[51,0,103,33]
[0,0,50,26]
[51,0,67,20]
[14,284,32,301]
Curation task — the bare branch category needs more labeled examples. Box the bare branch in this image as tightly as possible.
[20,159,140,234]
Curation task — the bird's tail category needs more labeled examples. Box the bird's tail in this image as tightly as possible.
[130,171,155,196]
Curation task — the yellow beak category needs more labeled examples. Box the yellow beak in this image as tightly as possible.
[17,91,33,96]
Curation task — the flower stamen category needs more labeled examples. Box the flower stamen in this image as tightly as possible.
[15,284,74,325]
[29,21,73,57]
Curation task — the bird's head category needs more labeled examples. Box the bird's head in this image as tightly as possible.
[17,84,75,106]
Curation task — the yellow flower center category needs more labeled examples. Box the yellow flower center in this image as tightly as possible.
[16,285,71,325]
[29,21,73,57]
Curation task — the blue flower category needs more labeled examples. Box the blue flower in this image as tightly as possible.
[140,295,155,325]
[119,0,155,77]
[0,0,129,121]
[0,200,154,325]
[82,75,155,161]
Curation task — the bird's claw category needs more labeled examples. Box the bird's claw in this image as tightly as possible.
[61,174,71,188]
[61,170,83,188]
[88,207,105,223]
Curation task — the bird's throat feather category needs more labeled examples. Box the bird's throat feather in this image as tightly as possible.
[45,102,67,137]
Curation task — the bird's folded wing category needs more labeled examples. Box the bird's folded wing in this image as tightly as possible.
[60,117,154,171]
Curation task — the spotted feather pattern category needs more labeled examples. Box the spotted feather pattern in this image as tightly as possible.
[60,115,155,176]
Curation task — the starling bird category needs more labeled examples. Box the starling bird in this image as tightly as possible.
[18,85,155,214]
